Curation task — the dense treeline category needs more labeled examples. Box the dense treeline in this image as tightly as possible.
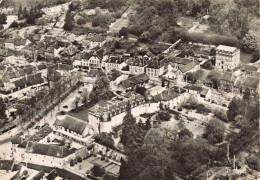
[181,32,240,47]
[1,0,70,9]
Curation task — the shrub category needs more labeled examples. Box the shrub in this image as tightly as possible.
[214,109,228,122]
[177,107,182,111]
[91,164,105,177]
[156,111,171,121]
[76,156,82,163]
[101,155,105,161]
[70,159,74,167]
[92,17,100,27]
[10,21,19,28]
[77,18,86,25]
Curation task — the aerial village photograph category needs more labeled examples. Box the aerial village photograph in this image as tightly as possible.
[0,0,259,179]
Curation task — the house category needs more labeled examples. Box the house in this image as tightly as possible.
[4,38,15,49]
[129,57,148,75]
[215,45,240,71]
[0,49,8,58]
[177,61,200,81]
[73,52,92,70]
[53,115,96,145]
[88,92,146,133]
[234,75,260,94]
[151,87,189,109]
[146,60,164,78]
[89,34,106,49]
[241,64,258,75]
[219,71,237,92]
[117,73,149,92]
[104,55,125,72]
[184,84,212,101]
[88,49,104,69]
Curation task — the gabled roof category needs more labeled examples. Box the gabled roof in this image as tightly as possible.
[179,61,198,73]
[130,57,148,67]
[171,57,192,65]
[54,115,88,135]
[58,64,73,71]
[242,76,259,89]
[32,170,45,180]
[0,49,8,57]
[26,142,74,158]
[241,64,257,72]
[0,38,5,44]
[147,60,160,69]
[87,69,105,77]
[46,169,58,180]
[153,89,180,102]
[96,48,104,60]
[14,38,27,46]
[184,85,203,92]
[220,72,237,83]
[119,73,149,88]
[91,35,105,42]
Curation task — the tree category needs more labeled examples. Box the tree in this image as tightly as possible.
[26,8,36,24]
[18,5,23,19]
[0,98,7,120]
[119,27,128,37]
[91,164,105,177]
[94,132,115,149]
[243,88,251,101]
[242,33,258,53]
[120,110,136,146]
[227,97,243,121]
[156,111,171,122]
[178,128,193,139]
[251,50,260,63]
[206,70,221,89]
[0,13,7,24]
[0,24,4,31]
[204,118,225,144]
[63,10,73,31]
[92,17,100,27]
[77,18,86,25]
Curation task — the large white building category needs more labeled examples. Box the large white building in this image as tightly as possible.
[215,45,240,71]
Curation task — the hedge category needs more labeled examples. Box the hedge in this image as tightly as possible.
[181,32,240,47]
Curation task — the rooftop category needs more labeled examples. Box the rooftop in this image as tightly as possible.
[216,45,237,52]
[54,115,88,135]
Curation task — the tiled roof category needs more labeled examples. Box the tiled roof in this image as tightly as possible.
[26,73,44,86]
[108,56,123,64]
[171,57,192,65]
[91,35,105,42]
[107,69,122,81]
[96,48,104,60]
[153,89,180,102]
[179,61,198,73]
[130,57,148,67]
[87,69,105,77]
[242,76,259,89]
[32,170,45,180]
[184,85,203,92]
[147,60,160,69]
[119,73,149,88]
[26,142,74,158]
[0,49,8,57]
[58,64,73,71]
[14,38,27,46]
[54,115,88,135]
[0,38,5,44]
[216,45,237,52]
[241,64,257,72]
[220,72,237,83]
[14,77,27,88]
